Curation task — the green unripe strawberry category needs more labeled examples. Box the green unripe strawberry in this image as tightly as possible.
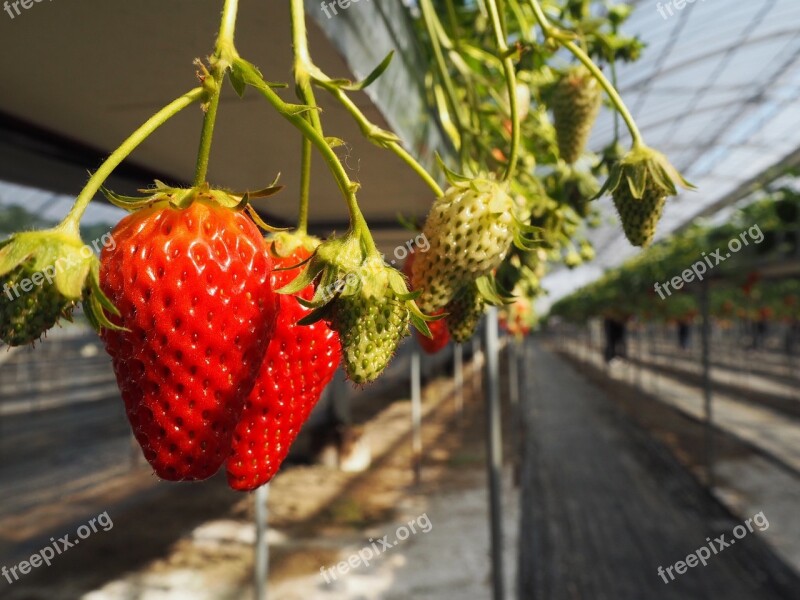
[281,233,433,385]
[612,184,666,248]
[0,260,74,346]
[0,228,112,346]
[600,144,693,248]
[551,66,602,164]
[331,289,408,384]
[445,283,486,344]
[413,177,521,313]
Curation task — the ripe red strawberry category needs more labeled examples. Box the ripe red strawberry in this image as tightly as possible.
[100,200,277,481]
[227,233,340,491]
[403,252,449,354]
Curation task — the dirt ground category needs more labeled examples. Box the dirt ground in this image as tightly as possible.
[4,350,520,599]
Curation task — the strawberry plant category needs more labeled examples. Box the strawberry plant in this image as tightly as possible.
[0,0,695,487]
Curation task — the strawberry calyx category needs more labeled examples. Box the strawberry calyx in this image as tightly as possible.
[102,178,285,232]
[598,144,694,202]
[268,230,321,262]
[278,231,436,334]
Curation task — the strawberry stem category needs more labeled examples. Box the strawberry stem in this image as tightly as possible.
[285,0,379,257]
[290,0,323,234]
[62,87,206,235]
[291,0,443,198]
[297,137,312,235]
[526,0,644,148]
[193,0,241,187]
[193,76,222,187]
[419,0,466,147]
[485,0,520,181]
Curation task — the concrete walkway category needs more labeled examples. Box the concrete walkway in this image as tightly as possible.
[562,338,800,475]
[518,343,800,599]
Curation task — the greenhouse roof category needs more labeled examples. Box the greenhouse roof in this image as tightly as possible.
[545,0,800,307]
[1,1,799,306]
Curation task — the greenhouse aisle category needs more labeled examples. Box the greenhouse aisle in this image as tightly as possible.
[518,343,800,600]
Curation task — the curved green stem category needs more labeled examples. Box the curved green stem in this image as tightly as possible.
[526,0,643,147]
[419,0,466,143]
[288,0,436,256]
[322,86,443,197]
[486,0,520,181]
[61,87,206,235]
[245,66,376,254]
[193,0,241,186]
[291,0,323,233]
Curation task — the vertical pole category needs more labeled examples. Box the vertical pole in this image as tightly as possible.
[508,338,521,488]
[700,281,714,489]
[411,345,423,485]
[473,332,482,400]
[484,307,505,600]
[254,484,270,600]
[508,339,519,407]
[454,343,464,418]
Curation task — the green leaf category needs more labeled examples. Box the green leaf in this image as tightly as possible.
[343,51,395,91]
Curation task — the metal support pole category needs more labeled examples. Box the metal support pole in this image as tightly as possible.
[254,484,270,600]
[700,281,714,489]
[411,345,422,485]
[454,343,464,418]
[508,338,522,488]
[508,339,519,407]
[484,307,505,600]
[472,333,482,400]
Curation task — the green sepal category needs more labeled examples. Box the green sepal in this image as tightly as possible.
[230,58,288,97]
[297,301,335,326]
[276,255,325,295]
[386,269,421,302]
[0,229,92,301]
[512,215,543,251]
[475,274,514,306]
[396,213,422,233]
[83,261,126,333]
[626,164,648,200]
[245,204,286,233]
[435,153,471,186]
[407,301,433,338]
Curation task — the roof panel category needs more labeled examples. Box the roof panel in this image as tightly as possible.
[542,0,800,309]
